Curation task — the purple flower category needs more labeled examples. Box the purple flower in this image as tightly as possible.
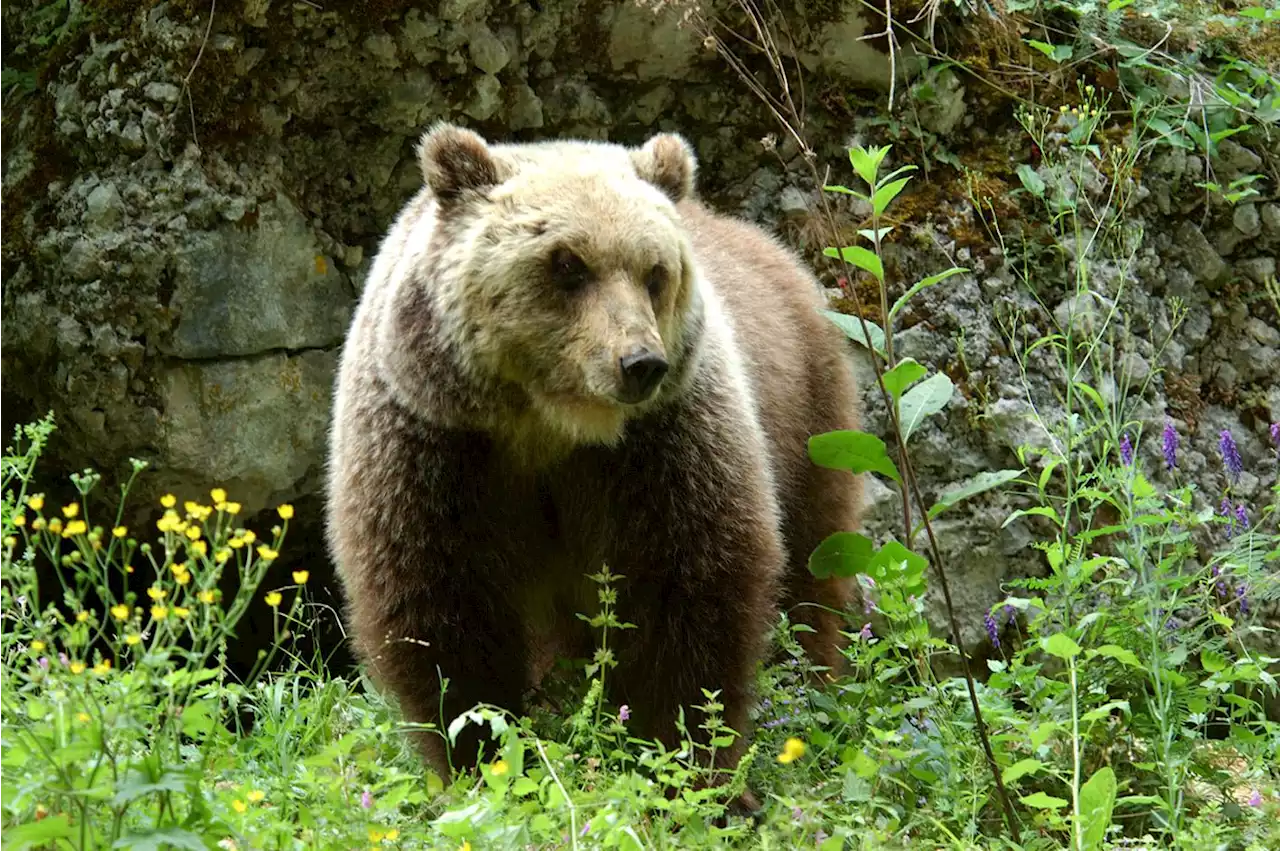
[37,656,49,670]
[984,612,1000,649]
[1237,584,1250,615]
[1235,503,1250,531]
[1219,430,1243,484]
[792,806,804,821]
[858,622,873,640]
[58,652,69,667]
[360,789,372,809]
[581,822,591,837]
[1249,789,1263,807]
[618,704,630,723]
[1271,422,1280,449]
[1162,422,1179,471]
[1119,433,1134,466]
[1221,497,1235,540]
[815,830,829,845]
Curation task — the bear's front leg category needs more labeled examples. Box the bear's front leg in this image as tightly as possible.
[585,380,787,778]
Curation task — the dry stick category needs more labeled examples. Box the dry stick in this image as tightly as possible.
[699,6,1023,842]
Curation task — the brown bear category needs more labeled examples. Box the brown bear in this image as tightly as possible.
[323,122,864,787]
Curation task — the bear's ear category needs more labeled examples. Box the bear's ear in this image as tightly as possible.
[417,122,501,204]
[631,133,697,203]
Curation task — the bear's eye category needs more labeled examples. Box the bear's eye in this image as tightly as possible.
[645,264,668,298]
[550,247,591,291]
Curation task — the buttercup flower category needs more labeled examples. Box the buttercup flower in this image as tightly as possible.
[246,790,264,803]
[111,604,129,620]
[160,494,176,509]
[30,640,46,652]
[62,503,79,518]
[777,737,806,764]
[489,759,509,776]
[211,488,227,505]
[69,661,86,675]
[278,504,294,520]
[264,592,282,608]
[27,495,44,511]
[152,606,169,620]
[112,526,127,538]
[231,799,246,814]
[292,570,309,584]
[257,545,278,561]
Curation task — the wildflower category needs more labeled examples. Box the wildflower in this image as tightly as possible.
[984,612,1000,649]
[190,540,207,556]
[618,704,631,722]
[160,494,176,508]
[62,503,79,518]
[490,759,509,776]
[246,789,264,803]
[112,525,127,538]
[777,737,806,764]
[48,518,63,534]
[31,640,46,652]
[1219,429,1243,484]
[152,606,169,621]
[1221,497,1236,540]
[277,504,294,520]
[174,606,191,619]
[1249,789,1263,807]
[361,789,373,809]
[1237,585,1250,616]
[1162,422,1179,471]
[111,604,129,620]
[199,590,217,604]
[231,799,246,814]
[265,592,282,608]
[185,525,202,541]
[77,712,91,723]
[211,488,227,505]
[292,570,309,584]
[63,520,87,537]
[215,548,232,564]
[225,501,242,515]
[385,829,399,841]
[76,610,90,623]
[69,661,86,675]
[93,659,112,675]
[27,495,44,511]
[1271,422,1279,449]
[1235,503,1249,532]
[257,545,279,561]
[228,536,245,549]
[242,530,256,544]
[31,518,45,531]
[147,586,167,601]
[369,828,385,842]
[460,843,471,851]
[176,570,192,585]
[37,656,49,670]
[858,622,873,640]
[14,513,26,527]
[3,536,15,548]
[1119,433,1134,466]
[125,634,142,646]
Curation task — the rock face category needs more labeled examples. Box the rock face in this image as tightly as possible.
[1,0,1277,664]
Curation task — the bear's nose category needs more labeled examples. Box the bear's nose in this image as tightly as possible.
[618,347,669,402]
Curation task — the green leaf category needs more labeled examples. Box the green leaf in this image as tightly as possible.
[850,749,879,779]
[1021,791,1069,809]
[1089,645,1143,670]
[858,226,894,242]
[809,532,875,579]
[848,145,891,188]
[1030,722,1062,749]
[898,372,954,443]
[881,359,927,401]
[822,183,868,200]
[1026,39,1072,63]
[1002,505,1062,528]
[2,815,75,851]
[1078,766,1117,851]
[1016,163,1045,198]
[808,430,901,482]
[1041,632,1082,660]
[823,245,884,282]
[1073,382,1107,414]
[112,769,193,806]
[822,310,886,357]
[927,468,1024,521]
[112,828,208,851]
[1002,758,1047,784]
[1107,0,1135,12]
[867,540,928,598]
[888,266,967,323]
[1200,648,1228,673]
[872,176,912,216]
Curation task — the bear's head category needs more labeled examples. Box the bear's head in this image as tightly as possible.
[411,122,705,448]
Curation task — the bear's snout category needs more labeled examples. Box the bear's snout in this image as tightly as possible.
[617,346,669,403]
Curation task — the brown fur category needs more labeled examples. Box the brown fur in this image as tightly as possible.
[324,124,863,786]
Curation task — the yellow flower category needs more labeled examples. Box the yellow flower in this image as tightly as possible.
[264,592,282,608]
[27,495,44,511]
[460,842,472,851]
[199,590,217,604]
[111,604,130,620]
[147,587,167,601]
[292,570,309,584]
[31,518,45,531]
[13,513,26,527]
[93,659,112,675]
[176,571,192,586]
[69,661,86,675]
[125,634,141,646]
[190,540,208,556]
[157,511,180,533]
[112,525,128,538]
[242,530,256,544]
[30,640,46,652]
[65,520,87,537]
[77,712,90,723]
[171,562,189,576]
[231,799,246,814]
[160,494,176,508]
[777,737,806,764]
[246,789,264,803]
[3,536,16,548]
[76,610,90,623]
[368,829,385,843]
[215,548,232,564]
[224,501,242,515]
[47,518,63,535]
[174,606,191,619]
[151,606,169,621]
[185,525,202,541]
[257,545,278,561]
[211,488,227,504]
[62,503,79,519]
[384,829,399,841]
[277,504,294,520]
[490,759,509,777]
[229,536,245,549]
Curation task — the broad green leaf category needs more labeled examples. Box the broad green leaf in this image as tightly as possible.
[927,468,1024,521]
[822,310,886,357]
[898,372,954,443]
[1002,758,1047,784]
[872,176,912,216]
[1041,632,1082,660]
[823,245,884,282]
[112,829,209,851]
[1021,791,1069,809]
[881,359,927,401]
[1026,39,1072,62]
[1016,163,1045,198]
[851,749,879,779]
[1030,722,1062,749]
[888,266,967,323]
[1200,648,1228,673]
[1089,645,1143,670]
[867,540,928,598]
[1108,0,1135,10]
[2,815,75,851]
[808,430,901,482]
[849,145,892,187]
[809,532,875,579]
[1078,766,1117,851]
[1002,505,1062,528]
[112,769,192,806]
